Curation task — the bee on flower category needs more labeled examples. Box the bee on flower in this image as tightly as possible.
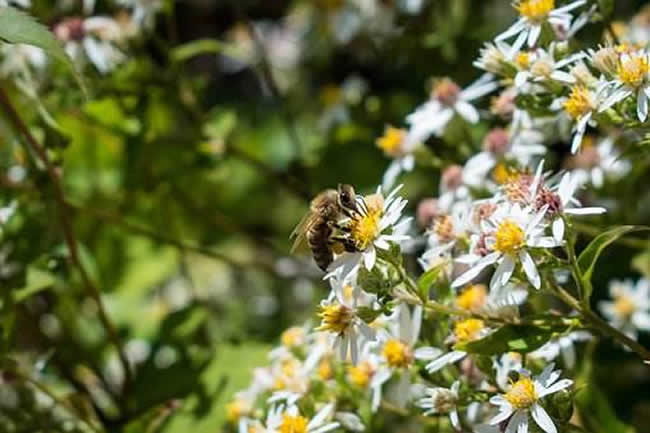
[327,185,410,278]
[405,75,498,146]
[485,363,573,433]
[599,278,650,341]
[496,0,587,53]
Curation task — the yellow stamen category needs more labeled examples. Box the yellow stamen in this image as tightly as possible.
[492,163,520,185]
[564,85,594,119]
[515,52,531,69]
[281,327,305,348]
[317,304,354,335]
[348,198,383,250]
[614,295,637,317]
[494,219,525,255]
[505,377,538,409]
[617,53,649,88]
[453,319,485,342]
[433,215,455,241]
[382,339,412,368]
[514,0,555,21]
[456,285,488,311]
[347,361,374,387]
[376,126,407,157]
[279,415,309,433]
[319,358,333,380]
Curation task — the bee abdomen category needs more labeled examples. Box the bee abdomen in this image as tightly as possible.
[308,219,333,271]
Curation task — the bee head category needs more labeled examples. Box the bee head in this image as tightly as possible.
[337,184,358,212]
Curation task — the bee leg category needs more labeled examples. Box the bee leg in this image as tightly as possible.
[330,236,358,253]
[332,222,351,233]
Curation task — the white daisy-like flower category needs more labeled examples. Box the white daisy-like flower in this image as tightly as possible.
[327,185,410,279]
[275,404,341,433]
[530,331,592,369]
[416,381,462,430]
[513,45,585,88]
[376,126,417,190]
[559,83,600,153]
[566,136,631,188]
[116,0,162,29]
[599,278,650,341]
[488,363,573,433]
[599,49,650,122]
[496,0,587,53]
[452,203,559,291]
[316,275,376,365]
[405,75,498,146]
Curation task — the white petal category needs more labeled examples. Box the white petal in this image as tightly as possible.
[550,70,576,83]
[425,351,467,373]
[527,24,541,47]
[564,207,607,215]
[451,252,499,288]
[364,247,376,270]
[450,410,461,430]
[520,250,541,289]
[414,346,443,361]
[455,101,480,124]
[309,404,335,430]
[638,89,648,122]
[489,406,514,425]
[538,378,573,397]
[532,404,557,433]
[491,256,515,291]
[552,218,565,243]
[599,88,632,112]
[496,19,527,41]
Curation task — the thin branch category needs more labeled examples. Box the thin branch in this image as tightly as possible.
[0,87,133,390]
[573,221,650,249]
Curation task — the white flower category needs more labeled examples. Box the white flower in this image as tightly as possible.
[599,50,650,122]
[530,331,592,368]
[514,45,585,88]
[599,278,650,341]
[488,363,573,433]
[405,75,498,146]
[316,275,376,365]
[376,126,417,190]
[452,203,559,290]
[416,381,461,430]
[496,0,587,53]
[327,185,410,279]
[567,136,631,188]
[279,404,341,433]
[558,83,600,153]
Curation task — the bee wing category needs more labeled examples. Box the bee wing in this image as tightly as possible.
[290,210,317,254]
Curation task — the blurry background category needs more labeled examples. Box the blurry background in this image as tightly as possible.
[1,0,650,432]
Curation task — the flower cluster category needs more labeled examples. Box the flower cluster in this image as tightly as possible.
[228,2,650,433]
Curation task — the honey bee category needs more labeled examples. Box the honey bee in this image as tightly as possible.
[290,184,359,271]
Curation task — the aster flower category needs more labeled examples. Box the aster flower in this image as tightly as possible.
[566,136,630,188]
[488,363,572,433]
[599,49,650,122]
[496,0,587,53]
[559,84,600,153]
[416,381,462,429]
[316,275,376,365]
[327,185,410,279]
[513,45,585,88]
[452,203,559,291]
[405,75,498,146]
[276,404,340,433]
[376,126,417,190]
[599,278,650,341]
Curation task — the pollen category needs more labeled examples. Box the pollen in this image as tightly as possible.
[453,318,485,342]
[564,85,594,119]
[382,339,413,368]
[279,415,309,433]
[347,361,374,387]
[494,220,525,255]
[616,53,649,88]
[515,0,555,22]
[376,126,407,157]
[492,163,520,185]
[433,215,455,241]
[317,304,354,335]
[515,52,531,69]
[281,327,305,348]
[456,285,488,311]
[349,205,382,251]
[614,295,637,317]
[505,377,538,409]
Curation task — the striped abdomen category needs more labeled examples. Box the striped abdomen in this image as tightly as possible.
[307,217,333,271]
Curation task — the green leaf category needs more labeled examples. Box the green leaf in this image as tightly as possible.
[12,266,56,303]
[577,226,650,300]
[631,250,650,278]
[597,0,614,18]
[0,7,85,93]
[575,384,634,433]
[455,324,564,355]
[417,265,443,301]
[171,38,241,63]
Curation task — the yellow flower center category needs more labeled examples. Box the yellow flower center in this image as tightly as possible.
[348,198,383,250]
[453,319,485,342]
[376,126,407,157]
[564,85,594,119]
[515,52,531,69]
[455,285,488,311]
[617,53,649,88]
[347,361,374,387]
[515,0,555,21]
[505,377,538,409]
[614,295,637,317]
[433,215,455,241]
[494,220,525,255]
[382,339,413,368]
[226,399,249,422]
[317,304,354,335]
[319,358,333,380]
[492,163,521,185]
[281,327,305,348]
[280,415,309,433]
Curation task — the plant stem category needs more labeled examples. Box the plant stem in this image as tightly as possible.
[14,370,104,433]
[0,88,133,390]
